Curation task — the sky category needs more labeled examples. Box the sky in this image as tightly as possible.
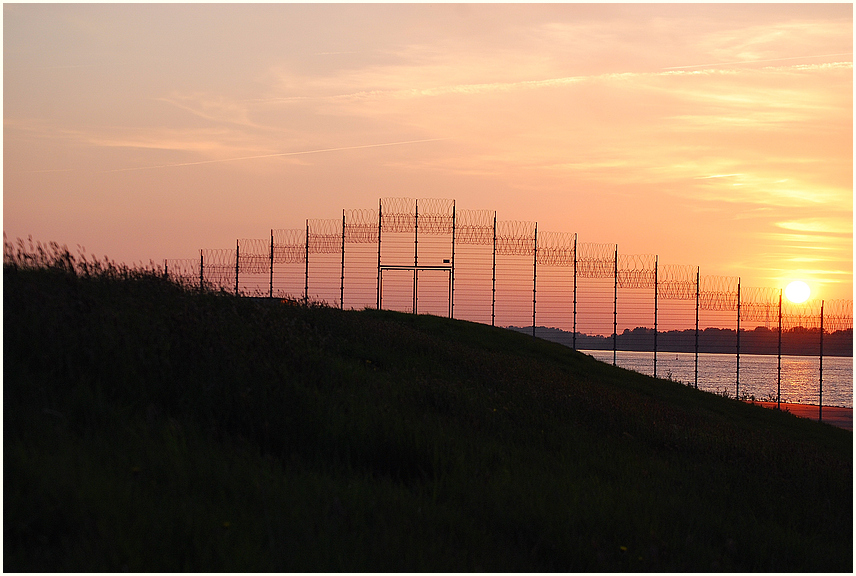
[3,3,853,302]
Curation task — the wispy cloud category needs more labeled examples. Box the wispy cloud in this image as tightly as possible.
[776,218,853,235]
[692,175,847,208]
[157,94,263,129]
[100,138,449,173]
[255,60,851,106]
[662,52,852,69]
[5,63,101,71]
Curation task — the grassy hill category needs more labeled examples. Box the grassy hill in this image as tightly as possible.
[4,241,852,571]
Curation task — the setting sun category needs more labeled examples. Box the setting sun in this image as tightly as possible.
[785,280,811,304]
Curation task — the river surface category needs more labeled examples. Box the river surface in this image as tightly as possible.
[580,350,853,408]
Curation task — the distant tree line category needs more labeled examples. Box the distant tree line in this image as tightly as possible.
[509,326,853,357]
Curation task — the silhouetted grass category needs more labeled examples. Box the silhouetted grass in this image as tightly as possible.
[4,238,852,571]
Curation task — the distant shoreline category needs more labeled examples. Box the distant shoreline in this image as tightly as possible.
[577,348,855,360]
[509,326,854,357]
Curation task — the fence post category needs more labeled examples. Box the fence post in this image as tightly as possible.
[414,199,419,314]
[777,290,782,409]
[377,200,382,310]
[164,259,169,280]
[341,210,346,310]
[304,220,309,304]
[235,239,240,296]
[491,211,497,327]
[654,255,658,378]
[736,279,741,399]
[613,244,618,366]
[695,267,699,389]
[269,229,274,298]
[573,233,577,350]
[200,249,204,292]
[532,224,538,339]
[819,300,824,421]
[450,200,456,319]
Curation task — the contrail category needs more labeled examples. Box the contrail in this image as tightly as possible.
[663,52,852,70]
[102,138,449,173]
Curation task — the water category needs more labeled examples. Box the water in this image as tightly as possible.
[580,350,853,408]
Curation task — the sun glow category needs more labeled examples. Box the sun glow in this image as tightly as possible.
[784,280,811,304]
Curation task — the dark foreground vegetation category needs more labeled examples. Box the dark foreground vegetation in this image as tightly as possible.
[4,239,852,571]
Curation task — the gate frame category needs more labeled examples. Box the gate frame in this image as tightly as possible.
[379,264,453,317]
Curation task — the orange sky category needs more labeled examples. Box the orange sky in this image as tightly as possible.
[4,3,852,301]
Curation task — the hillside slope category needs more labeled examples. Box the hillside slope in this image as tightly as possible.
[4,249,852,571]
